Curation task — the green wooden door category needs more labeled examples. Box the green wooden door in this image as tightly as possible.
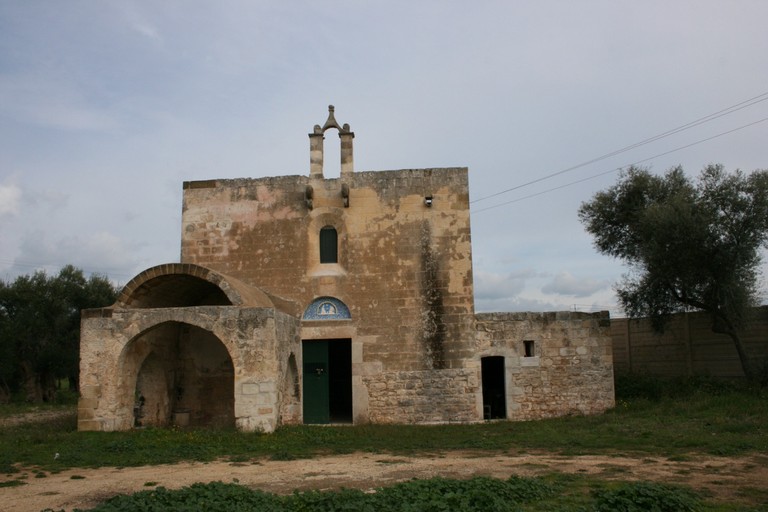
[302,341,330,424]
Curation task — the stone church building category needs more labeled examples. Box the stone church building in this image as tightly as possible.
[78,107,615,433]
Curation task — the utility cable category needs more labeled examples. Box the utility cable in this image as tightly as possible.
[471,91,768,204]
[473,115,768,214]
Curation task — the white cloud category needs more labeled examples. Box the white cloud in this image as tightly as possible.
[541,272,611,298]
[475,294,565,314]
[473,269,542,301]
[0,74,117,132]
[23,186,69,212]
[0,181,21,218]
[15,231,142,280]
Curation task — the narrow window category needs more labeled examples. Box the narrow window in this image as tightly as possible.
[319,226,338,263]
[523,340,535,357]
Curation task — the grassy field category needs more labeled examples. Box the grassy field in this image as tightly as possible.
[1,377,767,510]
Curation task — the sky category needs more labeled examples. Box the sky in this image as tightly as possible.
[1,1,767,316]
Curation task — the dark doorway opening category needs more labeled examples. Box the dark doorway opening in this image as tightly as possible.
[129,322,234,429]
[481,356,506,420]
[302,339,352,424]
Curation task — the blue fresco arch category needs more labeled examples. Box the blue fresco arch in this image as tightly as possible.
[302,296,351,321]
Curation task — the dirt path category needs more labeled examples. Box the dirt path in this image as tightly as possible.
[3,451,767,511]
[0,409,73,428]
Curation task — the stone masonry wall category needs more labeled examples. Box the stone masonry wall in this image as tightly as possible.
[180,168,477,423]
[363,367,480,424]
[475,311,614,421]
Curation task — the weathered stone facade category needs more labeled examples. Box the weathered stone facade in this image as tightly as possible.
[475,312,615,420]
[79,107,614,433]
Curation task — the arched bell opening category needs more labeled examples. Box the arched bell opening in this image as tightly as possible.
[122,321,235,429]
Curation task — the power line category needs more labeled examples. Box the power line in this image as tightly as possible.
[473,115,768,214]
[471,91,768,204]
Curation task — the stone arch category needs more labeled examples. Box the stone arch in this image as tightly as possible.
[118,320,235,429]
[115,263,274,309]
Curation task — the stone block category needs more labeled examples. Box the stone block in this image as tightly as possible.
[77,407,95,420]
[80,385,101,399]
[259,381,276,393]
[252,392,269,405]
[78,397,98,410]
[78,419,103,431]
[242,383,259,395]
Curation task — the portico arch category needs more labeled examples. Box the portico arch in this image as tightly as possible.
[119,321,235,429]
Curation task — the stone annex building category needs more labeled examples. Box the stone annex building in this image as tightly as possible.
[78,107,615,433]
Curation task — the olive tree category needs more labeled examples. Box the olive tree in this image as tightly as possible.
[0,265,117,402]
[578,164,768,381]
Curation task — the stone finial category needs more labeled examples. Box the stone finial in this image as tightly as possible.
[322,105,342,133]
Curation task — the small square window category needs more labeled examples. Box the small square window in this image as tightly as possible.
[523,340,535,358]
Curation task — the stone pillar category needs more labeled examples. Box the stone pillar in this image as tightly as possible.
[340,127,354,179]
[309,127,324,179]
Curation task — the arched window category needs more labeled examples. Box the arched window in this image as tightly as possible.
[319,226,338,263]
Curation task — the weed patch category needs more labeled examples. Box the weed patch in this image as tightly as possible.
[592,481,700,512]
[79,476,557,512]
[68,475,759,512]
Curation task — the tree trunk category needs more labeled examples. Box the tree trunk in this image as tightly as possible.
[715,325,755,382]
[20,361,42,402]
[0,377,10,404]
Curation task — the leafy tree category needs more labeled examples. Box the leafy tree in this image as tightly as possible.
[0,265,118,402]
[579,164,768,381]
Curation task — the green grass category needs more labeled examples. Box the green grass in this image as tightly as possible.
[1,388,766,471]
[3,381,768,510]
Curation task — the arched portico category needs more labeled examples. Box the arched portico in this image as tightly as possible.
[79,264,300,433]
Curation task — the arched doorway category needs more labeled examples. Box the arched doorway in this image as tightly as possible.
[301,297,353,424]
[125,321,235,428]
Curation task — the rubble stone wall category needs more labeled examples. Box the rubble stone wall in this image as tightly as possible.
[475,311,615,420]
[363,366,481,424]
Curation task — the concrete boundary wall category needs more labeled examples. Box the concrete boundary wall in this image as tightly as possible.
[611,306,768,378]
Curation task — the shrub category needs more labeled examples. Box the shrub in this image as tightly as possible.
[592,481,700,512]
[86,481,283,512]
[79,476,557,512]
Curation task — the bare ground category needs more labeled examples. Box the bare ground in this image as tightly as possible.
[3,451,768,511]
[2,412,767,511]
